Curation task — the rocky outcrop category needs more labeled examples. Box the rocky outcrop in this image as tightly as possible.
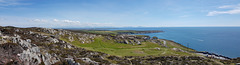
[0,43,24,65]
[0,26,111,65]
[111,34,151,45]
[196,51,231,60]
[0,29,60,65]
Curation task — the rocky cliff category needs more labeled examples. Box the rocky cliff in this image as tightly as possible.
[0,26,239,65]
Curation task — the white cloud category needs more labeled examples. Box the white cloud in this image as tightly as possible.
[53,19,58,22]
[207,4,240,16]
[52,19,80,23]
[30,19,48,22]
[82,22,113,27]
[207,10,240,16]
[0,0,30,6]
[63,20,80,23]
[28,19,113,27]
[218,5,234,9]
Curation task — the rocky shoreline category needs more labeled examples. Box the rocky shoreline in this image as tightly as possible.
[195,51,231,60]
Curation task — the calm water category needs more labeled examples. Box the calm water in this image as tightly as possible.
[104,27,240,58]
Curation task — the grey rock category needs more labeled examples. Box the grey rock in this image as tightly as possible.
[42,53,60,65]
[29,31,34,34]
[19,47,41,65]
[47,37,59,43]
[81,58,99,65]
[162,40,167,47]
[15,29,20,32]
[18,39,32,48]
[26,39,31,43]
[155,48,161,50]
[65,58,80,65]
[124,40,129,44]
[172,48,185,52]
[135,40,141,45]
[69,36,74,42]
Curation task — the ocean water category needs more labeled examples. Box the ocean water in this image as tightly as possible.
[104,27,240,58]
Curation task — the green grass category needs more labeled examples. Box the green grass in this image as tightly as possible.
[164,40,196,52]
[60,36,196,57]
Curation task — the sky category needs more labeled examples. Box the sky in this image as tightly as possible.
[0,0,240,28]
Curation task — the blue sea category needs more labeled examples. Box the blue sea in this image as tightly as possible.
[103,27,240,58]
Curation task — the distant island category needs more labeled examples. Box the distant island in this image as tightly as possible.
[0,26,239,65]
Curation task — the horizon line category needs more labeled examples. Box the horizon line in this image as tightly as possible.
[1,25,240,28]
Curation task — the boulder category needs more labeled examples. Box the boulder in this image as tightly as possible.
[134,40,141,45]
[47,37,59,43]
[137,41,141,45]
[81,57,99,64]
[26,39,31,43]
[155,48,161,50]
[172,48,184,52]
[65,58,80,65]
[124,40,129,44]
[68,36,74,42]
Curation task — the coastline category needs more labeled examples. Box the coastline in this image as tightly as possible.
[69,28,237,59]
[69,28,235,59]
[159,39,231,60]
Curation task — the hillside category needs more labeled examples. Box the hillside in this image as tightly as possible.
[0,26,239,65]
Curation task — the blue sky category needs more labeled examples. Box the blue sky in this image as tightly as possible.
[0,0,240,28]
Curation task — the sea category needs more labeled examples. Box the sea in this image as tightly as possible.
[98,27,240,58]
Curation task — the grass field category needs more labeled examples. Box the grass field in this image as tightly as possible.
[60,36,196,57]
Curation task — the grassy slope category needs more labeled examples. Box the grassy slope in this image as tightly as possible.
[32,30,197,57]
[60,36,197,57]
[29,29,234,64]
[165,40,195,52]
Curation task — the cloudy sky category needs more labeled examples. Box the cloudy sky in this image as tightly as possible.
[0,0,240,28]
